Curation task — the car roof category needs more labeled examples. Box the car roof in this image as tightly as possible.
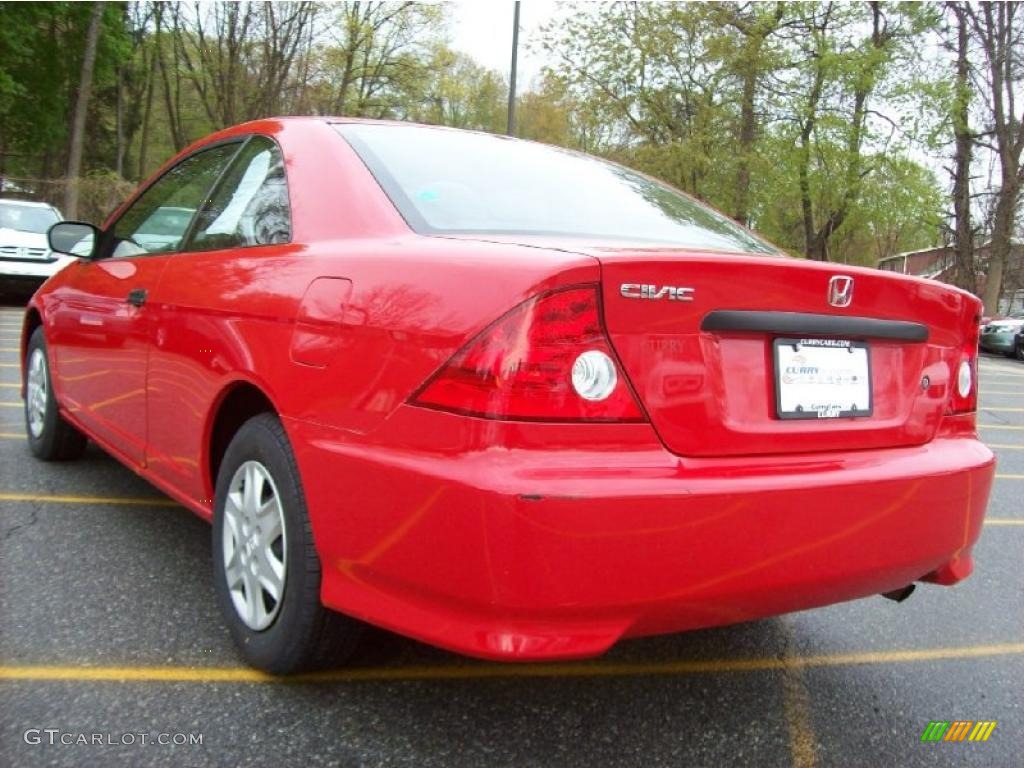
[233,115,514,141]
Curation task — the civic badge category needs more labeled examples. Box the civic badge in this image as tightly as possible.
[828,275,854,308]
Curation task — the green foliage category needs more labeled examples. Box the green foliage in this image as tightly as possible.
[309,2,446,119]
[0,2,129,178]
[0,0,989,270]
[537,1,949,261]
[403,46,507,132]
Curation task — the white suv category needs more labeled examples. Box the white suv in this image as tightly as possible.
[0,199,70,287]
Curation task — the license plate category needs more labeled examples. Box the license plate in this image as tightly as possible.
[773,338,871,419]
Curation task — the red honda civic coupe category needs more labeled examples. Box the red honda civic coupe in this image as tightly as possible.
[21,118,994,673]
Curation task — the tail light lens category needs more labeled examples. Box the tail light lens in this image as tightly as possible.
[947,321,978,415]
[411,286,645,421]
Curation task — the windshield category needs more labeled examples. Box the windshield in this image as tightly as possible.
[336,124,777,254]
[0,203,59,234]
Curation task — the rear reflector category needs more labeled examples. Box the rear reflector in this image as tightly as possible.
[411,286,645,421]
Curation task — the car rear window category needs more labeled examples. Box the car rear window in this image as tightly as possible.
[336,123,776,254]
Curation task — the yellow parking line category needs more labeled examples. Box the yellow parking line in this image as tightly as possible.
[0,382,19,389]
[0,347,18,352]
[979,423,1024,430]
[986,519,1024,526]
[988,443,1024,450]
[982,406,1024,412]
[0,402,22,408]
[981,391,1023,396]
[0,363,19,368]
[780,619,818,768]
[0,642,1021,684]
[0,492,177,507]
[995,474,1024,480]
[0,432,20,438]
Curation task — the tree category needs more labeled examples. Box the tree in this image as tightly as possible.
[517,75,575,147]
[170,1,319,129]
[708,2,787,225]
[1,2,129,194]
[311,2,444,118]
[787,3,939,260]
[965,2,1024,314]
[946,2,977,292]
[538,1,946,262]
[538,3,734,198]
[64,1,106,218]
[406,47,506,132]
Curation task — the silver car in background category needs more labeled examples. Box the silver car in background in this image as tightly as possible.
[980,311,1024,356]
[0,199,69,289]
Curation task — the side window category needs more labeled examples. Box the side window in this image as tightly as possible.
[108,143,240,258]
[188,136,291,251]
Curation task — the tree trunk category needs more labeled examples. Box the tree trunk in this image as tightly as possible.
[980,176,1020,314]
[64,1,105,219]
[735,65,757,226]
[157,33,185,151]
[949,4,975,292]
[799,57,825,259]
[966,2,1024,314]
[115,64,124,177]
[804,2,888,261]
[137,40,158,179]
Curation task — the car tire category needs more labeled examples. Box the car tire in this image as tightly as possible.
[24,327,87,461]
[1016,341,1024,362]
[212,413,363,674]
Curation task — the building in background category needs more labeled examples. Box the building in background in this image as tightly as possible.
[877,239,1024,315]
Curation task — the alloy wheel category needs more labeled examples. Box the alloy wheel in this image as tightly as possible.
[26,348,48,439]
[222,460,287,631]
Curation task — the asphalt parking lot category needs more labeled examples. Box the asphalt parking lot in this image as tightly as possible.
[0,297,1021,768]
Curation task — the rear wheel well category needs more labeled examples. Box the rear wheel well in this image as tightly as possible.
[23,309,42,361]
[208,383,277,494]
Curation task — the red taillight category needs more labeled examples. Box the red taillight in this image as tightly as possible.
[411,286,645,421]
[948,321,978,415]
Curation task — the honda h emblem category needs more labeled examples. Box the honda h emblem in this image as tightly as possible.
[828,275,854,308]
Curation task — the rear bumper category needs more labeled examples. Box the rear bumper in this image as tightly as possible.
[289,417,995,661]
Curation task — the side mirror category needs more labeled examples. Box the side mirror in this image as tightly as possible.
[48,221,99,259]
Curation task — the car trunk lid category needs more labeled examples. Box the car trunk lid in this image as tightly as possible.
[592,250,977,458]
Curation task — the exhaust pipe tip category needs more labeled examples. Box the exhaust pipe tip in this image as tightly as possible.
[881,584,916,603]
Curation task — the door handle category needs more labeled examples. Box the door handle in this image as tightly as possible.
[126,288,148,307]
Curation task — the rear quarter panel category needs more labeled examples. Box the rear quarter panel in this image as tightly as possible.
[140,119,600,507]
